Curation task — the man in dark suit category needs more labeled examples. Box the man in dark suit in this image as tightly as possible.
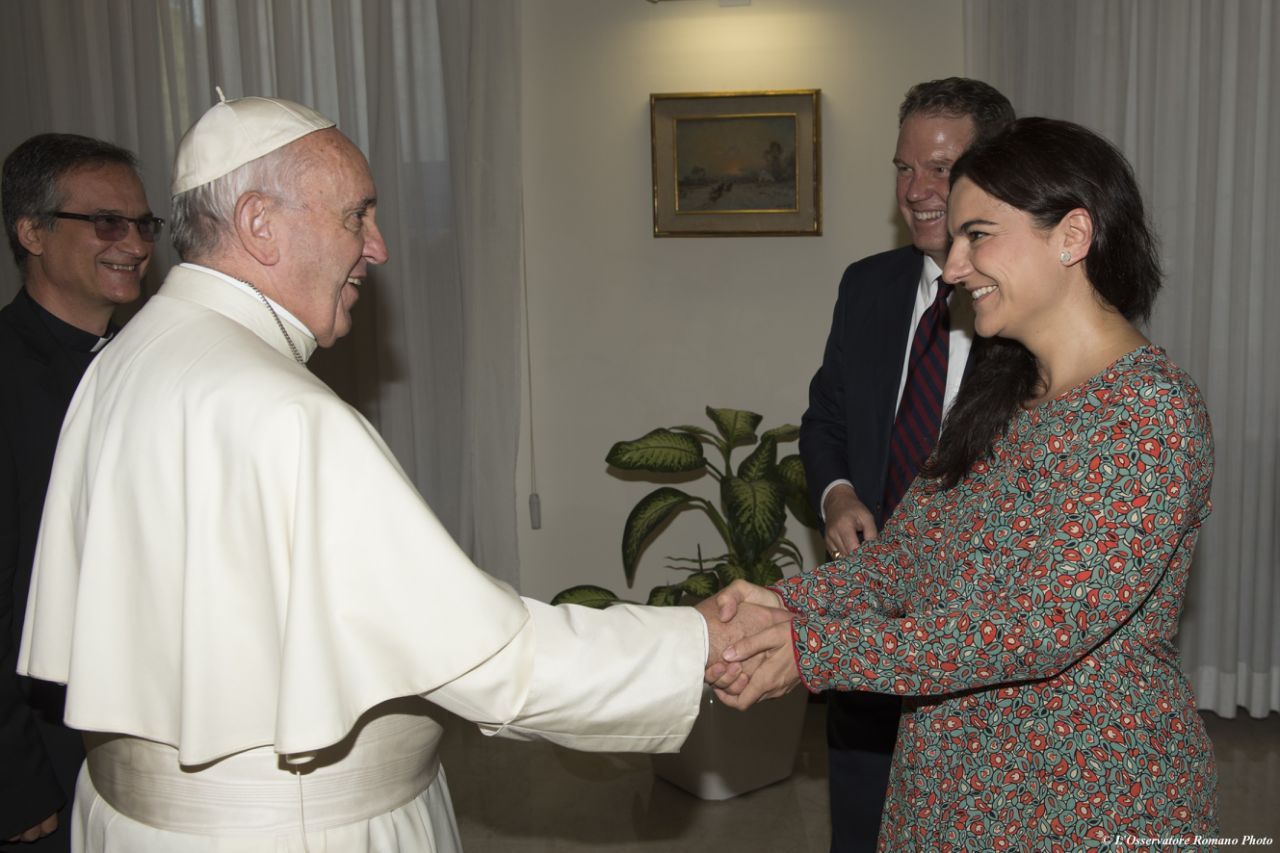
[799,78,1014,853]
[0,134,156,850]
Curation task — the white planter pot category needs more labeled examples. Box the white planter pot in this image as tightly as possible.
[651,685,808,800]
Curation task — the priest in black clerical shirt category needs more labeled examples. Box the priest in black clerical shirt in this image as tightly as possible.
[0,133,156,852]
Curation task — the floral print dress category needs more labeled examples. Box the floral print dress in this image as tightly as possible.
[774,346,1217,851]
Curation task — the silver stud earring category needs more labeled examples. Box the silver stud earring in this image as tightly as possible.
[1060,250,1071,264]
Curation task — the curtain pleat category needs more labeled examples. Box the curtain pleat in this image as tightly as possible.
[0,0,523,585]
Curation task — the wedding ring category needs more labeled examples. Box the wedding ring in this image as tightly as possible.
[832,550,843,559]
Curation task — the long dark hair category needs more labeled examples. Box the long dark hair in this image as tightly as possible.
[923,117,1162,487]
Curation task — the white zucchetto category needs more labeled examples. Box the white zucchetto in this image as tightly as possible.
[171,88,334,196]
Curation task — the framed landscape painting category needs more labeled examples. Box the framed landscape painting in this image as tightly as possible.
[650,89,821,237]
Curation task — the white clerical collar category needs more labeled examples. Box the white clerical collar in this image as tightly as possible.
[178,262,316,343]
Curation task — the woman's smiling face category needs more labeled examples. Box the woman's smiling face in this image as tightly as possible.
[943,177,1068,344]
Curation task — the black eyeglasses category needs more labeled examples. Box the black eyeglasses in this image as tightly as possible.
[52,212,165,242]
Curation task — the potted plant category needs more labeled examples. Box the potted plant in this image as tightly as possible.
[553,406,819,800]
[553,405,819,608]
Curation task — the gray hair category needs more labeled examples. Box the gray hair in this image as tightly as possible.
[3,133,140,271]
[898,77,1015,145]
[170,143,313,260]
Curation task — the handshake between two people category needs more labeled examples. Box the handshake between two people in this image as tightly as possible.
[694,580,803,710]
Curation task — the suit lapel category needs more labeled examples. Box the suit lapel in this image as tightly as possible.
[868,250,923,425]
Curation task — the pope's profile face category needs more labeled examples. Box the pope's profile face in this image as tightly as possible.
[276,129,388,347]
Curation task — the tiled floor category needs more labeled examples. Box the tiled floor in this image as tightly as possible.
[1202,712,1280,843]
[438,702,1280,851]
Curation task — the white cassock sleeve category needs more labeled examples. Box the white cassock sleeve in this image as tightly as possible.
[19,267,709,763]
[423,599,707,752]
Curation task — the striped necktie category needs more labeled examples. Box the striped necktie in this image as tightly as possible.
[882,280,953,521]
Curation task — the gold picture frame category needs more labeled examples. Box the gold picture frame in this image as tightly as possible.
[650,89,821,237]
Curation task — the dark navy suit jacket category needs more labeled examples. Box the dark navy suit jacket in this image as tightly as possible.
[799,245,926,528]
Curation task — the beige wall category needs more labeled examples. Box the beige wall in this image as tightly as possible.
[517,0,964,602]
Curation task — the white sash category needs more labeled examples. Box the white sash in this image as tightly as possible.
[85,700,441,836]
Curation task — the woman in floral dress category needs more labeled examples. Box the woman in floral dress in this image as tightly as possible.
[710,118,1217,851]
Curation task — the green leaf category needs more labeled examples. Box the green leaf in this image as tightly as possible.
[622,487,697,585]
[786,493,821,531]
[646,584,682,606]
[737,435,778,480]
[776,454,806,490]
[679,570,721,599]
[721,477,786,565]
[606,429,705,473]
[671,425,715,438]
[746,559,784,587]
[664,554,729,567]
[761,423,801,444]
[714,560,746,586]
[550,585,621,609]
[776,537,806,569]
[705,407,762,448]
[778,454,821,530]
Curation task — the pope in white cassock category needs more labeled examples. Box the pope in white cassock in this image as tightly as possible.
[16,94,778,852]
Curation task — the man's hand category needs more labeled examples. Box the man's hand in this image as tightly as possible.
[7,812,58,843]
[822,484,877,557]
[711,579,783,622]
[713,620,802,709]
[695,595,793,669]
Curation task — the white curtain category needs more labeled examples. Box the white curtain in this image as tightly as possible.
[0,0,524,585]
[965,0,1279,718]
